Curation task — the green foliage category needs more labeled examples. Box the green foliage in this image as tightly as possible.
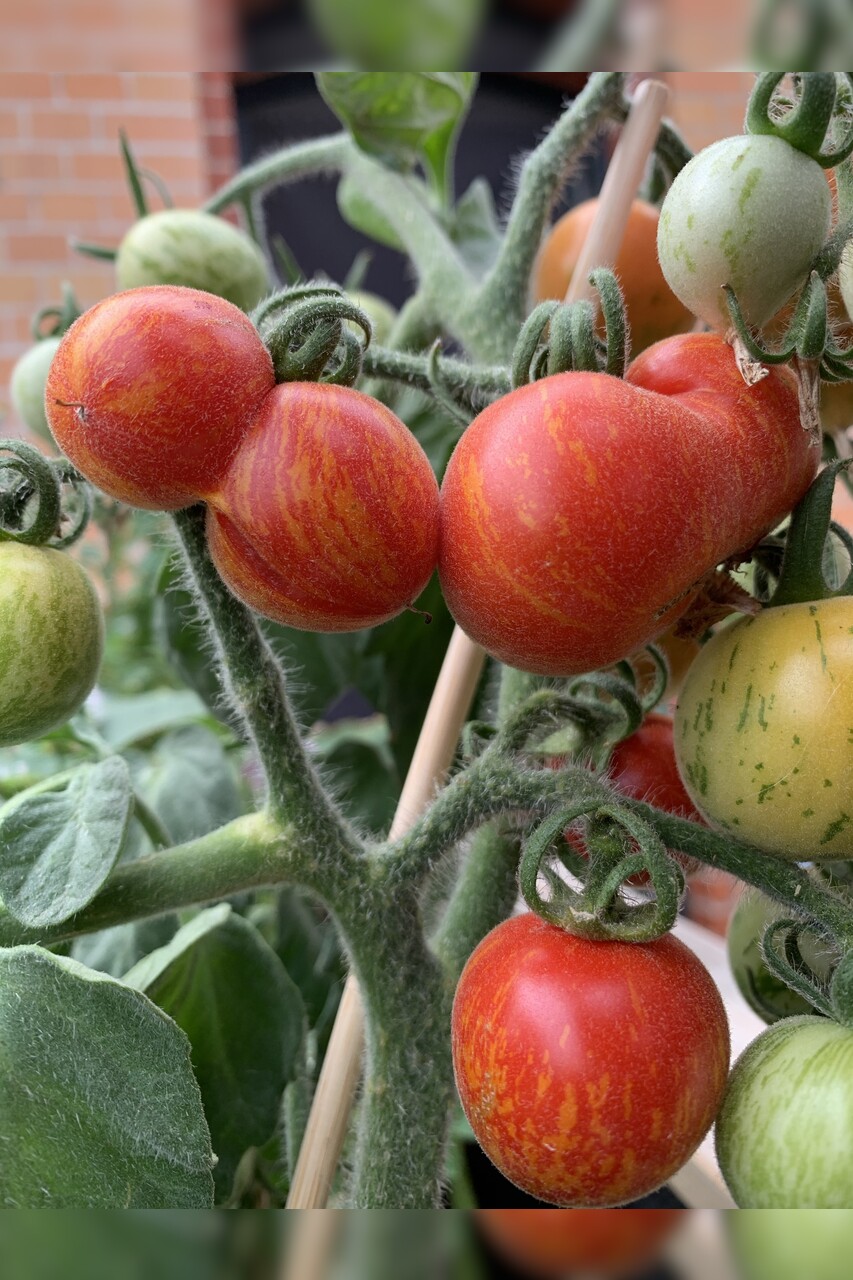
[0,757,132,927]
[0,947,214,1207]
[125,905,306,1202]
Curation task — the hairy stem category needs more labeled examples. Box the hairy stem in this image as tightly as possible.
[361,344,509,405]
[171,506,358,858]
[203,134,352,215]
[431,820,521,985]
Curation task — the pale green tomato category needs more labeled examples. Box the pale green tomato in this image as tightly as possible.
[716,1016,853,1207]
[9,337,62,443]
[727,888,835,1023]
[729,1209,853,1280]
[675,597,853,860]
[658,134,831,331]
[347,290,397,346]
[0,543,103,747]
[116,209,269,312]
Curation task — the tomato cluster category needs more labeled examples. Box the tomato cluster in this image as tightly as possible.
[45,286,440,632]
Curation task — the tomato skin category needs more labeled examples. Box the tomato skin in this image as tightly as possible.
[439,334,817,676]
[658,134,831,331]
[728,1208,853,1280]
[727,889,833,1024]
[533,199,693,354]
[715,1015,853,1207]
[115,209,269,312]
[476,1207,683,1279]
[451,913,730,1207]
[45,286,275,510]
[675,596,853,860]
[206,382,440,631]
[0,544,103,747]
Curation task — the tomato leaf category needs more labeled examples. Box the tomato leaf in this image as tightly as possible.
[128,725,248,850]
[445,177,502,276]
[89,688,213,750]
[124,905,307,1203]
[0,946,214,1207]
[316,72,477,199]
[0,756,132,928]
[71,915,179,979]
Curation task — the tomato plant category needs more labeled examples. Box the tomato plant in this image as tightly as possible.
[452,912,730,1206]
[727,889,835,1023]
[658,134,831,330]
[476,1208,683,1279]
[439,333,817,676]
[533,198,693,354]
[115,209,270,312]
[715,1015,853,1206]
[0,543,103,747]
[675,596,853,860]
[206,382,440,631]
[45,286,275,510]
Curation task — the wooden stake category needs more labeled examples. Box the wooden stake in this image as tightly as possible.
[285,77,672,1219]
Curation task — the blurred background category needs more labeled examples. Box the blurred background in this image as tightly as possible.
[2,0,852,73]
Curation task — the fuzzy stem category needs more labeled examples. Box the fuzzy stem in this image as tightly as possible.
[361,344,509,404]
[431,821,521,985]
[465,72,626,362]
[203,134,352,215]
[171,506,357,858]
[0,812,291,948]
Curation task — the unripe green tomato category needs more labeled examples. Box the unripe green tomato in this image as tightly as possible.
[0,543,103,747]
[658,134,831,331]
[716,1016,853,1206]
[728,1209,853,1280]
[116,209,269,312]
[674,597,853,861]
[727,889,834,1023]
[9,337,62,443]
[347,290,397,346]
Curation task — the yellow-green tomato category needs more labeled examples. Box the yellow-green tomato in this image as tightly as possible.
[729,1209,853,1280]
[658,134,831,331]
[674,597,853,860]
[0,543,103,747]
[116,209,269,312]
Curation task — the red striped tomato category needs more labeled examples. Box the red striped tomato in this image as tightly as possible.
[45,286,275,510]
[452,912,730,1206]
[206,381,440,631]
[438,334,818,676]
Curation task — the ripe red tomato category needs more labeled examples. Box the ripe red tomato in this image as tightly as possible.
[452,913,730,1207]
[439,334,817,676]
[532,199,693,354]
[206,381,440,631]
[476,1208,683,1279]
[45,286,274,510]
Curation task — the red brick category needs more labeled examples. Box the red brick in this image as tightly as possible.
[37,192,104,222]
[69,152,125,182]
[7,233,71,262]
[62,73,129,101]
[0,73,54,99]
[129,73,195,102]
[100,112,199,144]
[32,109,92,140]
[0,194,31,221]
[0,275,40,305]
[1,152,62,180]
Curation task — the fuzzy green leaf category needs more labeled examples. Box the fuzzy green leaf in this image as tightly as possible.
[0,756,132,928]
[125,905,306,1202]
[0,946,214,1207]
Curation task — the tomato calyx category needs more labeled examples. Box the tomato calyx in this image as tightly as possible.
[746,73,853,169]
[253,282,373,386]
[760,914,841,1021]
[0,439,91,551]
[511,267,629,388]
[769,460,853,607]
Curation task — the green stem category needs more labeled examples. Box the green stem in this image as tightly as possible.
[133,793,172,851]
[466,72,626,363]
[203,134,352,215]
[431,821,521,985]
[361,344,509,405]
[0,813,289,949]
[171,506,358,859]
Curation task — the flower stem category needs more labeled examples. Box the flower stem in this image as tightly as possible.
[203,134,352,215]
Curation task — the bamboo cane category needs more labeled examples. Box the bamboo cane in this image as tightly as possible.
[284,77,671,1222]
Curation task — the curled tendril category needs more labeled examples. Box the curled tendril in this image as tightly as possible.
[519,800,684,942]
[724,272,853,383]
[32,282,81,342]
[50,462,93,549]
[0,441,62,546]
[511,270,630,388]
[427,341,473,427]
[499,671,644,759]
[252,283,373,386]
[627,643,671,714]
[761,916,836,1019]
[746,73,853,167]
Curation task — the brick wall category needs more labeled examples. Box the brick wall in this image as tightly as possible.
[665,72,755,152]
[0,71,239,427]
